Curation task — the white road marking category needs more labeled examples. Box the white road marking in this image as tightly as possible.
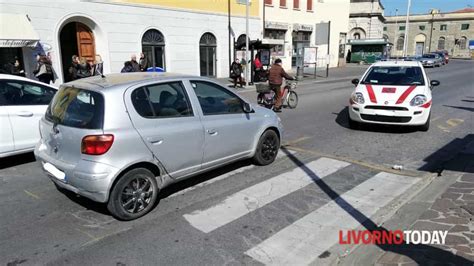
[169,150,296,198]
[183,157,350,233]
[245,172,420,265]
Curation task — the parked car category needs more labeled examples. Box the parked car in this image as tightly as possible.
[0,74,57,158]
[420,54,443,67]
[348,61,440,131]
[434,50,449,65]
[35,73,283,220]
[404,55,422,62]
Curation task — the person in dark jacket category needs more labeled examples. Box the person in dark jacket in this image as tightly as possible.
[92,54,104,76]
[268,58,294,112]
[67,55,79,82]
[10,57,25,77]
[130,54,140,72]
[33,55,55,84]
[121,61,135,73]
[139,52,148,72]
[230,59,244,88]
[76,57,92,79]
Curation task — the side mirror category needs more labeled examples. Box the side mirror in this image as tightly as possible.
[430,80,440,87]
[351,79,360,86]
[243,102,253,113]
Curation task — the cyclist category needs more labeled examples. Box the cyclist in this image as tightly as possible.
[268,58,295,112]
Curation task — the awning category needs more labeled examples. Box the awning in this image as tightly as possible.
[0,14,39,48]
[347,38,392,46]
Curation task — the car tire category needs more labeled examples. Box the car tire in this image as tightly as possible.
[107,168,159,221]
[348,114,360,130]
[253,130,280,166]
[419,114,430,132]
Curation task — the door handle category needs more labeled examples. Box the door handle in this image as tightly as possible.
[146,137,163,145]
[16,111,34,117]
[206,129,218,136]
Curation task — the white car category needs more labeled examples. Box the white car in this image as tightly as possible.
[0,74,57,158]
[348,61,440,131]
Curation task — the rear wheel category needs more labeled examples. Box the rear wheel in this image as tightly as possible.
[253,130,280,166]
[287,91,298,109]
[107,168,159,220]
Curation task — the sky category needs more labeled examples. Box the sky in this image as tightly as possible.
[381,0,473,16]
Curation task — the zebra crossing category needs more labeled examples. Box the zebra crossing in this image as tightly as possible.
[182,156,421,265]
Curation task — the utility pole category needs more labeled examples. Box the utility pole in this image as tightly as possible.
[402,0,411,57]
[395,8,398,59]
[428,9,438,52]
[228,0,231,77]
[245,0,250,86]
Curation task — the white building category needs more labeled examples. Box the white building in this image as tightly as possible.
[0,0,261,83]
[348,0,385,40]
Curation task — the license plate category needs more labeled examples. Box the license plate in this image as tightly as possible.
[382,87,396,93]
[43,162,66,181]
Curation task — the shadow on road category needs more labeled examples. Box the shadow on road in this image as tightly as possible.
[280,147,472,265]
[334,107,419,134]
[444,105,474,112]
[0,152,36,170]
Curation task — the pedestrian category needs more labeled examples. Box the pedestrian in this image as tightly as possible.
[254,54,263,82]
[268,58,295,112]
[139,52,148,72]
[230,58,244,88]
[10,57,25,77]
[92,54,104,76]
[130,54,140,72]
[76,57,92,79]
[346,49,352,63]
[33,55,55,84]
[121,61,134,73]
[67,55,79,81]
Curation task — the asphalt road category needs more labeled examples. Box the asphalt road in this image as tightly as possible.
[0,60,472,265]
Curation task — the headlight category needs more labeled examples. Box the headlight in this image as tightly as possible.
[427,60,434,64]
[410,95,428,106]
[351,92,365,104]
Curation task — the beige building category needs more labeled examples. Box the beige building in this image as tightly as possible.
[385,8,474,58]
[262,0,350,70]
[348,0,385,40]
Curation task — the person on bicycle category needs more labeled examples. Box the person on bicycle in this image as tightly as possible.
[268,58,295,112]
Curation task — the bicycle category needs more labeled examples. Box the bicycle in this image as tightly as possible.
[256,80,298,110]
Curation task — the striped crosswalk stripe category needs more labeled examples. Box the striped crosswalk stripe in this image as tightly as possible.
[183,157,350,233]
[244,172,420,265]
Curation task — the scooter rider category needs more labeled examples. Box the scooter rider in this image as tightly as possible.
[268,58,295,112]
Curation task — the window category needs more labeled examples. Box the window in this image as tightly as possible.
[280,0,286,7]
[362,66,425,86]
[131,82,193,118]
[440,24,447,31]
[383,26,387,31]
[399,26,405,31]
[461,24,470,30]
[191,81,244,115]
[307,0,312,11]
[293,0,299,9]
[353,33,361,40]
[45,87,104,129]
[142,29,166,70]
[459,36,467,49]
[396,36,404,50]
[264,29,286,56]
[0,80,55,106]
[265,0,272,5]
[437,37,445,50]
[419,25,425,31]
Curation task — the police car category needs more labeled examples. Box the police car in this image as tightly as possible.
[348,61,440,131]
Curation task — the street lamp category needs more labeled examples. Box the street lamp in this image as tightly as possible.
[402,0,411,57]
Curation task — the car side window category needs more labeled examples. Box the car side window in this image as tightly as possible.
[131,81,193,118]
[0,80,55,106]
[190,80,244,115]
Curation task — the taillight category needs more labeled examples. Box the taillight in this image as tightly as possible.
[81,134,114,155]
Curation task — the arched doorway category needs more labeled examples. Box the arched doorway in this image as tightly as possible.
[414,34,426,56]
[199,33,217,77]
[142,29,165,70]
[59,22,95,81]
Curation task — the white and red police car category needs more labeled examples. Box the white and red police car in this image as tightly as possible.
[348,61,440,131]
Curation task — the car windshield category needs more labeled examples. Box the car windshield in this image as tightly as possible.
[361,66,425,86]
[45,86,104,129]
[423,54,436,58]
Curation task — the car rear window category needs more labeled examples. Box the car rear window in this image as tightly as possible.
[362,66,425,86]
[45,86,104,129]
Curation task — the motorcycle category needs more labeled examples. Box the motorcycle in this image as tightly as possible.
[256,80,299,110]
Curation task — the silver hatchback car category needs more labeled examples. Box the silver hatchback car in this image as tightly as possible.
[35,73,283,220]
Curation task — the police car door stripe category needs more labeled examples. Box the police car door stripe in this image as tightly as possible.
[245,172,420,265]
[183,158,350,233]
[396,85,417,104]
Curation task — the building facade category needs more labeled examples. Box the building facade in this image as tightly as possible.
[348,0,385,40]
[385,8,474,58]
[263,0,350,70]
[0,0,261,83]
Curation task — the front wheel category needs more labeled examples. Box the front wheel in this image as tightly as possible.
[107,168,159,220]
[287,91,298,109]
[419,114,430,132]
[253,130,280,166]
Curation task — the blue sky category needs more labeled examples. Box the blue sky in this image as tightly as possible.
[381,0,473,16]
